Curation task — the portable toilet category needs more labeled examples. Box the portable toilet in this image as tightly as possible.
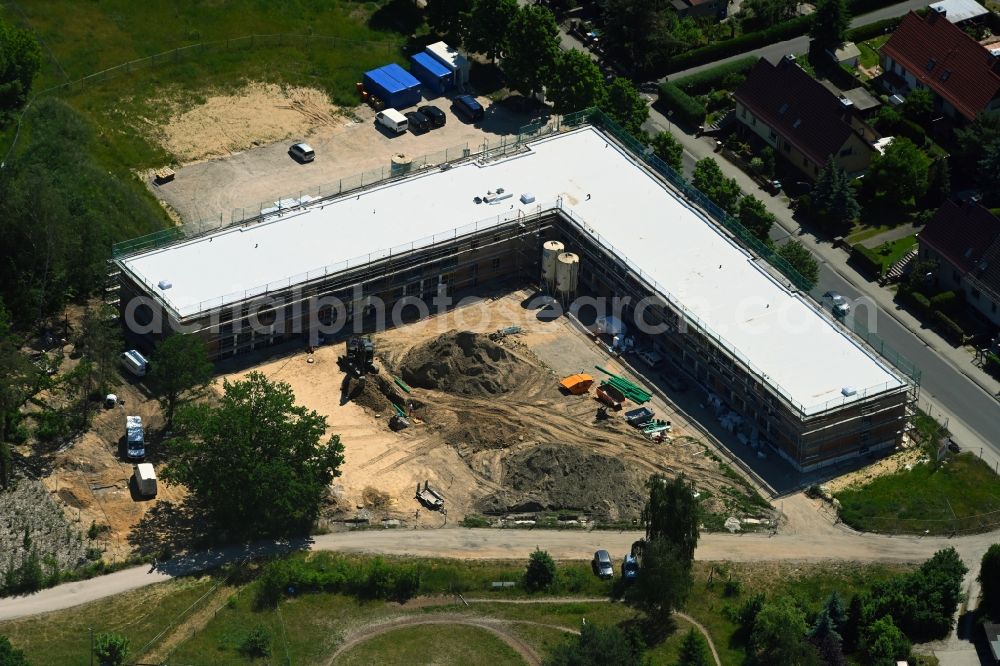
[409,51,453,94]
[424,41,470,87]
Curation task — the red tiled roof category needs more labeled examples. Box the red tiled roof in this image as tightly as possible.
[919,200,1000,274]
[880,11,1000,121]
[733,57,863,166]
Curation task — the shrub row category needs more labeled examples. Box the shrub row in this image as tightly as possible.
[930,290,958,314]
[671,57,758,95]
[660,15,813,74]
[986,352,1000,377]
[934,310,966,344]
[657,82,707,127]
[254,555,421,608]
[845,16,904,43]
[852,243,884,277]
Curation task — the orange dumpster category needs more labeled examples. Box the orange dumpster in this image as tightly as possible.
[560,373,594,395]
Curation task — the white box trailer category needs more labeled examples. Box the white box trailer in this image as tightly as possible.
[134,463,157,498]
[424,41,470,86]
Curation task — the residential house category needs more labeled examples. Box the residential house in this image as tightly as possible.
[733,56,878,180]
[671,0,727,20]
[917,200,1000,328]
[928,0,989,25]
[879,9,1000,122]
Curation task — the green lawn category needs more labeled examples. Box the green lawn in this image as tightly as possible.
[337,624,526,665]
[864,234,918,273]
[858,35,889,70]
[836,452,1000,534]
[0,576,216,666]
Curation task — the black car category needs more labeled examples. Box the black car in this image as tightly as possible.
[452,94,485,122]
[405,110,431,133]
[418,105,446,128]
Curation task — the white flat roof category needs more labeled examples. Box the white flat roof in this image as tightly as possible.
[929,0,988,22]
[124,127,904,414]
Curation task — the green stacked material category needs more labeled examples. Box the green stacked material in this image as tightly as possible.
[393,376,412,393]
[392,403,406,417]
[595,366,652,404]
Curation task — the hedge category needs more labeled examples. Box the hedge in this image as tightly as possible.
[660,15,813,74]
[671,57,758,95]
[852,243,884,277]
[929,290,957,313]
[986,352,1000,377]
[845,16,904,43]
[657,82,707,126]
[908,291,932,315]
[933,309,966,344]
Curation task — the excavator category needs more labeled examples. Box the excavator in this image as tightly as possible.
[339,336,376,383]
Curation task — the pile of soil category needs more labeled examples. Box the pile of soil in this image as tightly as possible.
[443,411,521,453]
[399,330,544,396]
[475,444,646,521]
[347,374,410,414]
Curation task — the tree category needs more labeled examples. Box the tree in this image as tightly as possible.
[751,597,818,665]
[691,158,741,215]
[148,334,214,428]
[737,195,776,243]
[979,544,1000,621]
[902,88,934,126]
[741,0,798,30]
[75,305,123,396]
[0,301,37,490]
[603,77,648,137]
[926,157,951,207]
[861,615,910,666]
[548,50,607,115]
[867,137,933,205]
[811,161,859,230]
[467,0,519,61]
[426,0,475,45]
[777,240,819,288]
[676,628,711,666]
[0,635,29,666]
[503,5,560,97]
[652,132,684,172]
[162,372,345,537]
[0,17,41,116]
[524,548,556,592]
[93,632,129,666]
[810,0,850,53]
[545,622,644,666]
[641,474,699,562]
[977,140,1000,205]
[634,537,693,623]
[955,110,1000,173]
[601,0,700,75]
[821,591,847,634]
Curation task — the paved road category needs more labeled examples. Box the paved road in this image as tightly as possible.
[664,0,930,79]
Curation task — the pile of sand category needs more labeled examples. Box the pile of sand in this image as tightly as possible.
[346,374,410,415]
[475,444,647,521]
[399,330,544,397]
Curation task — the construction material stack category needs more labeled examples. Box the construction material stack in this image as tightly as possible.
[596,366,652,404]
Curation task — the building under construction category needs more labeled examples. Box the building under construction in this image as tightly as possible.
[113,119,918,472]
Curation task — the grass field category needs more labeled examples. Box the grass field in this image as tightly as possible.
[857,35,889,70]
[836,452,1000,534]
[337,624,526,665]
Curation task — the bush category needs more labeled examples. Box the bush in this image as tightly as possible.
[657,83,706,127]
[929,290,957,314]
[672,57,757,95]
[933,310,966,343]
[905,291,932,315]
[986,353,1000,377]
[524,549,557,592]
[33,410,71,443]
[724,578,744,597]
[239,625,271,659]
[852,244,884,277]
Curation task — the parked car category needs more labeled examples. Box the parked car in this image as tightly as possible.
[452,94,485,122]
[622,554,638,581]
[765,179,782,195]
[418,105,446,128]
[288,142,315,163]
[592,550,614,579]
[947,438,961,453]
[120,349,148,377]
[405,110,431,133]
[823,291,850,317]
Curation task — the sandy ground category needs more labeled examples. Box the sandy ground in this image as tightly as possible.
[146,82,547,224]
[824,435,923,494]
[38,379,186,562]
[219,290,758,528]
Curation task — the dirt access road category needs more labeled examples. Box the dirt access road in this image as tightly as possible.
[2,493,995,622]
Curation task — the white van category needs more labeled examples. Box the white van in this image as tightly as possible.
[134,463,157,498]
[376,108,408,134]
[121,349,149,377]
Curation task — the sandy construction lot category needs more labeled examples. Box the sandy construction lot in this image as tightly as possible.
[221,290,767,528]
[147,82,546,225]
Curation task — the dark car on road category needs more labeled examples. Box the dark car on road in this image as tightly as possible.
[418,105,446,128]
[592,550,614,579]
[405,111,431,133]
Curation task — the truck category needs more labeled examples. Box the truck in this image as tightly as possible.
[125,415,145,460]
[134,463,157,498]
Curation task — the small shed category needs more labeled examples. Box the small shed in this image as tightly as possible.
[410,51,453,94]
[827,42,861,68]
[425,41,470,86]
[362,64,422,110]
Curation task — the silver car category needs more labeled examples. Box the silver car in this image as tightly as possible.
[824,291,850,317]
[592,550,614,579]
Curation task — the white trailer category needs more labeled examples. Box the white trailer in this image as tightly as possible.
[424,41,470,86]
[134,463,157,498]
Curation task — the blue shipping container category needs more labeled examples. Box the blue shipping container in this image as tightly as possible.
[409,52,453,94]
[363,64,422,109]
